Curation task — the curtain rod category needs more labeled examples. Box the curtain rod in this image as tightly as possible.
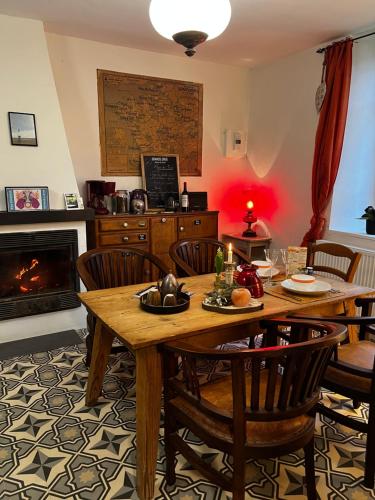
[316,30,375,53]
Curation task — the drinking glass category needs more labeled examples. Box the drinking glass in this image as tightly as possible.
[280,248,288,278]
[264,249,279,285]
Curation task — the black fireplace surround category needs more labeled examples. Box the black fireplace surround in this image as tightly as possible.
[0,230,80,320]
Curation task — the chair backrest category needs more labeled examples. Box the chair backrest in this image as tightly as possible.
[163,319,346,430]
[307,242,361,282]
[76,247,169,291]
[169,238,252,277]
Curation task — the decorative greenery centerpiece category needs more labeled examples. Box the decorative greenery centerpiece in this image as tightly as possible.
[359,206,375,235]
[204,283,239,307]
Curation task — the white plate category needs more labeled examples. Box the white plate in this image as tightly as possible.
[257,267,280,278]
[281,279,332,296]
[236,265,280,278]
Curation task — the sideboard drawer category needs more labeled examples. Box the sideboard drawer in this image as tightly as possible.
[99,231,149,246]
[98,217,148,232]
[178,214,218,239]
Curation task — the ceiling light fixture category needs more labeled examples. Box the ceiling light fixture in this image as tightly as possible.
[149,0,232,57]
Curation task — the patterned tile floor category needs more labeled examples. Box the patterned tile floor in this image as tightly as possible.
[0,334,374,500]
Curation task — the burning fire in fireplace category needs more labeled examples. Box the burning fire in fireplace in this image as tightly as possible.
[15,258,42,293]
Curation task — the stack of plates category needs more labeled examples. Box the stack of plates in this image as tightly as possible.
[251,260,279,278]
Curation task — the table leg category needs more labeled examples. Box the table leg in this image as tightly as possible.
[136,346,162,500]
[85,319,114,406]
[344,299,359,343]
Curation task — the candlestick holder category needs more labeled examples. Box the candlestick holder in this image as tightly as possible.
[224,260,236,286]
[242,200,257,237]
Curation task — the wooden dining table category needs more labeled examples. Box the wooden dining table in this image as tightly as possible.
[78,273,374,500]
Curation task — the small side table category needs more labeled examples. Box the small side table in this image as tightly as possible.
[222,233,272,260]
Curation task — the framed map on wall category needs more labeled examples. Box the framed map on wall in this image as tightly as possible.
[97,70,203,176]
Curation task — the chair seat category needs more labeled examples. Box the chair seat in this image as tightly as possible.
[324,340,375,394]
[171,370,314,450]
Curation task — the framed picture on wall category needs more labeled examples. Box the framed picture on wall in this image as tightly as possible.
[8,112,38,146]
[5,187,49,212]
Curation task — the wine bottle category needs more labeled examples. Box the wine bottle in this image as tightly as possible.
[181,182,189,212]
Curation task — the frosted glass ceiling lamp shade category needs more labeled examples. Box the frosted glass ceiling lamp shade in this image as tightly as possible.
[149,0,232,57]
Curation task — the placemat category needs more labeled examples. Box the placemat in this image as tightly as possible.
[264,285,345,304]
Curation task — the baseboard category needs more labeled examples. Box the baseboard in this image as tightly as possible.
[0,329,82,361]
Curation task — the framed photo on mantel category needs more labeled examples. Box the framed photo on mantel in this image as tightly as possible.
[141,154,180,210]
[5,186,49,212]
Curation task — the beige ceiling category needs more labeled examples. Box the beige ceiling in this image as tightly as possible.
[1,0,375,66]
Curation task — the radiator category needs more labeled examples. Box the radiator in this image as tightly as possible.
[316,241,375,288]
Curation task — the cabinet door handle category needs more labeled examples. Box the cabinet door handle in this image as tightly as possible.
[179,226,184,232]
[161,217,167,223]
[138,221,146,227]
[123,222,128,228]
[122,236,129,242]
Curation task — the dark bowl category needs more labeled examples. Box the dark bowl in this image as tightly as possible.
[140,292,190,315]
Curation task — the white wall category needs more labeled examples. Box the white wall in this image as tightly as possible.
[0,15,86,343]
[247,48,321,247]
[0,15,80,210]
[46,33,253,235]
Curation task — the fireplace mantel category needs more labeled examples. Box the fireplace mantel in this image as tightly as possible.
[0,209,94,226]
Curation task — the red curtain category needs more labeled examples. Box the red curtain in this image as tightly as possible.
[301,39,353,246]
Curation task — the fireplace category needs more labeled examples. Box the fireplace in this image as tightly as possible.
[0,230,80,320]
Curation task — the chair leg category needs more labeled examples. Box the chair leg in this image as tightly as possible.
[164,408,177,485]
[232,488,245,500]
[364,402,375,489]
[304,438,317,500]
[232,449,245,500]
[352,399,361,410]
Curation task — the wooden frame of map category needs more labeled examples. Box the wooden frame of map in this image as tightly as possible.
[97,69,203,177]
[141,154,180,210]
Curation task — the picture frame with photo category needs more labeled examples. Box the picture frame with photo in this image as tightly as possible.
[8,112,38,146]
[64,193,84,210]
[5,187,49,212]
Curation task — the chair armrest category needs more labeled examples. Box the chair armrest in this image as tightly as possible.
[355,297,375,307]
[289,312,375,326]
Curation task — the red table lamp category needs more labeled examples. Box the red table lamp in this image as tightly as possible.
[242,200,257,237]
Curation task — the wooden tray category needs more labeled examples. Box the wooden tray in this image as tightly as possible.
[202,300,264,314]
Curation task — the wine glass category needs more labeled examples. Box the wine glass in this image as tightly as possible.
[264,249,279,286]
[280,249,288,278]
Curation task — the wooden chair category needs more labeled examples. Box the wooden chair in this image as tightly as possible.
[76,247,168,366]
[307,242,361,282]
[169,238,252,277]
[291,297,375,488]
[163,318,346,500]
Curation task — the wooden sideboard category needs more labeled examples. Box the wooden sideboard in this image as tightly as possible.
[86,211,218,277]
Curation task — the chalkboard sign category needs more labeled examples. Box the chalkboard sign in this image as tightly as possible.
[141,154,180,210]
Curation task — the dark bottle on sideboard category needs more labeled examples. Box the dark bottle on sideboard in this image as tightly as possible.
[181,182,189,212]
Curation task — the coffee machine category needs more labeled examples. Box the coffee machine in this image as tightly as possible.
[86,180,116,214]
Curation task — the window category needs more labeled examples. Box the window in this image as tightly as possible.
[329,35,375,235]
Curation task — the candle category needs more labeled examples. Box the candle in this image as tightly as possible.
[227,243,233,264]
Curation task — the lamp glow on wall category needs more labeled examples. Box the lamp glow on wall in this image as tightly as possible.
[149,0,232,57]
